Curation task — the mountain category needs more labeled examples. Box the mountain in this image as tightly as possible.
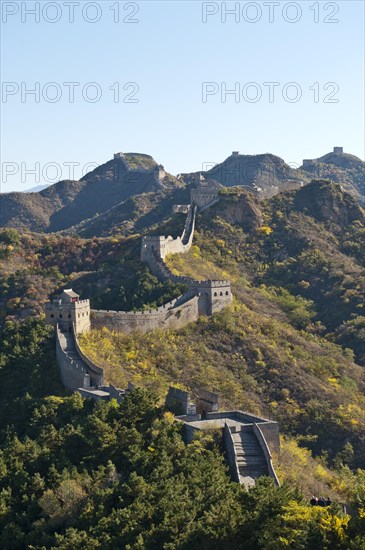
[179,151,307,198]
[1,148,363,236]
[300,147,365,205]
[1,179,365,544]
[0,153,182,233]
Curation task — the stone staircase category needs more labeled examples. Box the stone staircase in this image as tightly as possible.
[231,429,269,488]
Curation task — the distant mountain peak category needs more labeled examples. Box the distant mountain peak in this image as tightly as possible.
[300,147,365,204]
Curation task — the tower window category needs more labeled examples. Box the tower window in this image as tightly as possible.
[50,314,54,318]
[214,292,217,297]
[59,314,62,318]
[68,314,71,319]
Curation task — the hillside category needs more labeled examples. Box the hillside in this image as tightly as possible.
[0,153,183,234]
[1,179,365,546]
[177,182,365,365]
[300,149,365,205]
[69,181,365,467]
[68,187,191,238]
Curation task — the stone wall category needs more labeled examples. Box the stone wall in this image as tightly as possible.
[73,326,104,386]
[49,186,234,393]
[91,294,199,334]
[141,206,196,262]
[56,326,91,390]
[257,421,280,455]
[253,424,280,485]
[195,388,219,414]
[223,422,240,483]
[165,387,197,416]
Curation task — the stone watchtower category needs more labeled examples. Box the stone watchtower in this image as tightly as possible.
[193,280,233,315]
[191,186,219,210]
[45,289,90,335]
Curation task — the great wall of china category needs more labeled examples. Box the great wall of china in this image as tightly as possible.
[45,161,280,488]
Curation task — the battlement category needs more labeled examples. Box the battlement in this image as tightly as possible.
[91,293,200,334]
[92,296,182,317]
[196,279,231,287]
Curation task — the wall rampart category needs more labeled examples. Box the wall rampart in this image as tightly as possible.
[253,423,280,486]
[72,325,104,385]
[56,325,91,390]
[223,423,241,483]
[91,294,199,334]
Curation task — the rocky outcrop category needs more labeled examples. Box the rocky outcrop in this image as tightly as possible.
[294,180,364,228]
[300,150,365,205]
[206,190,263,230]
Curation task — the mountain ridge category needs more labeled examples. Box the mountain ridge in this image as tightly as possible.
[1,147,363,235]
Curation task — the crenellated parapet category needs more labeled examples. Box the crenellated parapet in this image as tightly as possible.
[91,293,200,334]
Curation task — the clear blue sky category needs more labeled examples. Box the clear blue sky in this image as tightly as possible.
[1,0,364,191]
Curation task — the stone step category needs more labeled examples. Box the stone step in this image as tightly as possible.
[236,452,263,457]
[236,447,262,452]
[237,456,266,464]
[239,465,268,472]
[232,431,270,487]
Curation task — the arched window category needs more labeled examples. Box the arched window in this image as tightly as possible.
[220,292,223,296]
[214,292,217,297]
[68,314,71,319]
[78,313,80,318]
[226,291,229,296]
[59,314,62,318]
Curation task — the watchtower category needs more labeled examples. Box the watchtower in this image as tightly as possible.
[195,280,232,315]
[141,235,167,262]
[45,289,90,335]
[333,147,343,154]
[154,164,166,182]
[191,186,219,210]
